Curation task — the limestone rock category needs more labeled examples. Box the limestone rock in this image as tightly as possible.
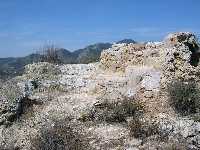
[1,32,200,149]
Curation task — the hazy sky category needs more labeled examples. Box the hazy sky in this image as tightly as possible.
[0,0,200,57]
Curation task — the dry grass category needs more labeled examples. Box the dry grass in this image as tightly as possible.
[129,118,160,140]
[80,98,143,123]
[30,118,91,150]
[40,44,61,64]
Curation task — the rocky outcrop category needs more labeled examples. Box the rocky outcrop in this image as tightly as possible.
[0,32,200,149]
[0,78,41,126]
[101,32,200,72]
[161,32,200,84]
[100,43,146,71]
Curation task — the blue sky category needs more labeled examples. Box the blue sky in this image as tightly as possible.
[0,0,200,57]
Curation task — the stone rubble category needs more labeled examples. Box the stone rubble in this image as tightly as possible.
[0,32,200,149]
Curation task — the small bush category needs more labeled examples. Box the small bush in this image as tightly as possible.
[129,119,160,139]
[31,119,91,150]
[167,80,200,116]
[191,113,200,122]
[80,99,143,123]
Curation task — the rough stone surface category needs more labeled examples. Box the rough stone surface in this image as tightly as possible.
[0,32,200,149]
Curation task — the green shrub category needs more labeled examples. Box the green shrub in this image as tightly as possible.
[167,80,200,116]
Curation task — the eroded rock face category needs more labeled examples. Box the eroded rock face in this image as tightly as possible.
[99,32,200,149]
[0,79,41,126]
[100,32,200,73]
[100,32,200,102]
[100,43,146,71]
[161,32,200,85]
[0,32,200,149]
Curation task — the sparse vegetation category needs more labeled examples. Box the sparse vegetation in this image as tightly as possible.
[167,80,200,116]
[31,118,91,150]
[140,138,188,150]
[129,118,160,139]
[80,98,144,123]
[129,118,189,149]
[40,45,62,64]
[1,32,200,149]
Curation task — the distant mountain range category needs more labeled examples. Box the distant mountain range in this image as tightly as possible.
[116,39,137,44]
[0,39,136,80]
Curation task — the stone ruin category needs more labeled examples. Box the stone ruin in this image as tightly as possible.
[1,32,200,149]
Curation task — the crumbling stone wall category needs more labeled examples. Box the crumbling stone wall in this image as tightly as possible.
[100,32,200,83]
[100,43,146,72]
[100,32,200,116]
[161,32,200,87]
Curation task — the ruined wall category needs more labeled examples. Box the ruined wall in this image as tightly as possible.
[100,32,200,82]
[1,32,200,150]
[100,32,200,116]
[161,32,200,85]
[100,41,164,71]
